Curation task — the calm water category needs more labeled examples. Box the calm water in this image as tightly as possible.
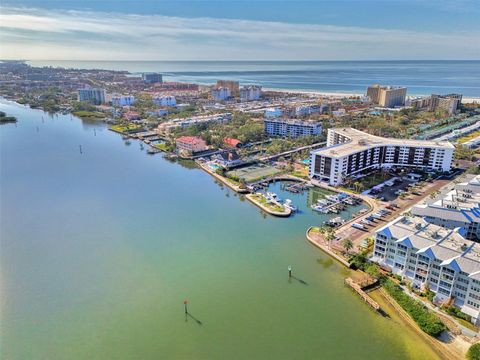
[0,99,441,359]
[29,60,480,97]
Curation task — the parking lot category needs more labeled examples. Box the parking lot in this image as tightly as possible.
[370,177,419,202]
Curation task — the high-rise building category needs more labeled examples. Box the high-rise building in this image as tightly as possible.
[142,73,163,84]
[240,85,262,101]
[366,84,407,108]
[77,88,106,105]
[212,87,231,101]
[430,94,462,114]
[216,80,240,94]
[409,94,462,115]
[309,128,454,186]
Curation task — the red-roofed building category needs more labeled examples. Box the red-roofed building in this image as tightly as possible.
[176,136,207,154]
[123,111,141,121]
[223,137,242,148]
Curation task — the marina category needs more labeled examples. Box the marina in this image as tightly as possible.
[0,102,445,360]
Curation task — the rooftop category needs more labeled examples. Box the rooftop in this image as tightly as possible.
[176,136,204,143]
[377,216,480,275]
[313,128,454,158]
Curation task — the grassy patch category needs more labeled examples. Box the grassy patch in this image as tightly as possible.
[458,130,480,144]
[381,278,446,337]
[251,193,285,213]
[73,111,105,119]
[109,124,143,133]
[154,143,169,151]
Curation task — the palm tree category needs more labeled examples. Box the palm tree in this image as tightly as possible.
[320,226,335,249]
[342,239,353,254]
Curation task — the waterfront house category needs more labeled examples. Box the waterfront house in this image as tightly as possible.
[176,136,208,155]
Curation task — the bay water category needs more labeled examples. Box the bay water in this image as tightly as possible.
[0,99,441,359]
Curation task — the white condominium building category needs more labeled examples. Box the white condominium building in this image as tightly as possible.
[309,128,454,186]
[153,95,177,107]
[372,216,480,324]
[77,88,106,105]
[412,175,480,241]
[264,119,322,138]
[240,85,262,101]
[111,95,135,106]
[212,87,231,101]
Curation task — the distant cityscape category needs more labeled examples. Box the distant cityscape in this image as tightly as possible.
[1,59,480,357]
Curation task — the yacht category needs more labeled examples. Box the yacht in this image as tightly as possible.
[283,199,297,212]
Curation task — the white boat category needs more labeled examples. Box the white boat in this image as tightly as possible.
[311,205,329,213]
[325,194,340,202]
[266,192,282,202]
[352,223,365,230]
[284,199,297,212]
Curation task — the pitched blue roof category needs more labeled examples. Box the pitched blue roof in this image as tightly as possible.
[461,210,474,222]
[397,236,413,248]
[418,247,435,260]
[378,226,392,238]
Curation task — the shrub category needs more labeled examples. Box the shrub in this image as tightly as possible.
[348,253,367,270]
[381,278,446,337]
[444,306,471,322]
[467,343,480,360]
[365,264,381,279]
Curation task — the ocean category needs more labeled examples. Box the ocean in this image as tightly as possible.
[28,60,480,97]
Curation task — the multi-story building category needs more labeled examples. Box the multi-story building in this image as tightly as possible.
[240,85,262,101]
[77,88,106,105]
[372,216,480,324]
[366,84,407,108]
[212,87,231,101]
[309,128,454,186]
[295,104,325,116]
[412,175,480,241]
[430,94,462,115]
[175,136,208,154]
[265,107,283,119]
[264,119,322,138]
[111,95,135,106]
[153,95,177,107]
[216,80,240,94]
[142,73,163,84]
[157,113,232,134]
[409,94,462,115]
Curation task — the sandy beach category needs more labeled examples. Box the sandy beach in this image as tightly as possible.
[265,87,480,103]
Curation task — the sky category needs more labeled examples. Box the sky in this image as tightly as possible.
[0,0,479,61]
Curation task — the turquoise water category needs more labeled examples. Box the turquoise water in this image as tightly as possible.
[28,60,480,97]
[0,99,440,359]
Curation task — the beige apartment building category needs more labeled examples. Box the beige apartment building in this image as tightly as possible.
[367,84,407,108]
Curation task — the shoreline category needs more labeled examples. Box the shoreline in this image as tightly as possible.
[263,87,480,103]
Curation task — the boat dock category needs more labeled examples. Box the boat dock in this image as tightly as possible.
[344,277,381,312]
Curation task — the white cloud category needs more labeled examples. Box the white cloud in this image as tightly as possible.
[0,6,479,60]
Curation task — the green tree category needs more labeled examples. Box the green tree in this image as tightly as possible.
[365,264,381,279]
[467,343,480,360]
[342,239,353,253]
